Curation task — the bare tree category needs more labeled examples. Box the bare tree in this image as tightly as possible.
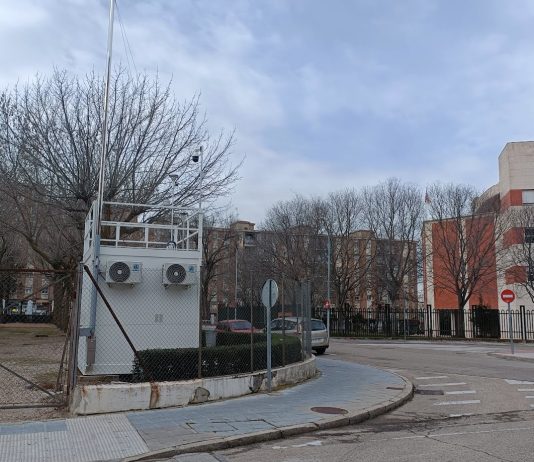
[260,195,326,309]
[363,178,422,310]
[201,212,238,320]
[424,183,505,310]
[0,69,240,269]
[0,69,240,328]
[320,189,373,310]
[0,225,23,303]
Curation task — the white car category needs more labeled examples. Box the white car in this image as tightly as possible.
[270,317,329,355]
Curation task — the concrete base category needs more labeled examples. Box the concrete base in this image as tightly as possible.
[71,357,317,415]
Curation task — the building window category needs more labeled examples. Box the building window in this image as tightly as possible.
[41,287,49,298]
[25,287,32,295]
[523,190,534,205]
[244,232,256,247]
[526,228,534,244]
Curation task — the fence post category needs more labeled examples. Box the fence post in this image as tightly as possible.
[384,304,391,336]
[426,305,433,338]
[520,305,527,343]
[67,264,83,406]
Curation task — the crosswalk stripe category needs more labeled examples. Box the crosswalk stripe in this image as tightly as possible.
[518,388,534,392]
[505,379,534,385]
[419,382,466,387]
[434,400,480,406]
[445,390,476,395]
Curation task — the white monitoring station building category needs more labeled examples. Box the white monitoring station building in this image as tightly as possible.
[78,201,203,375]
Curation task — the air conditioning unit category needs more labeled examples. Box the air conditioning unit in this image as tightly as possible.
[162,263,198,286]
[105,261,142,284]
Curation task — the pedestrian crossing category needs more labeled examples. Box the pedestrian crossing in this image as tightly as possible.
[504,379,534,409]
[414,375,534,416]
[415,375,479,417]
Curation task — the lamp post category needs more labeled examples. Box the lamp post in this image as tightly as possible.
[194,145,204,379]
[235,244,238,319]
[169,174,179,242]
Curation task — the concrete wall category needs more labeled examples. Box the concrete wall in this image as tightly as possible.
[71,356,317,415]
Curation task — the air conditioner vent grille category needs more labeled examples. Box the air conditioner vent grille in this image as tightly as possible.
[109,262,131,283]
[166,264,187,284]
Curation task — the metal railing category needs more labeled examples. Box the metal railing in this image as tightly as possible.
[320,305,534,342]
[84,201,202,252]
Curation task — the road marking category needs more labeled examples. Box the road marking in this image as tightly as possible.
[449,413,474,417]
[445,390,476,395]
[530,404,534,408]
[505,379,534,385]
[518,388,534,392]
[273,440,322,449]
[419,382,467,387]
[415,375,448,380]
[525,396,534,399]
[434,400,480,406]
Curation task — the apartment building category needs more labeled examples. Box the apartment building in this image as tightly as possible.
[423,141,534,310]
[204,221,418,316]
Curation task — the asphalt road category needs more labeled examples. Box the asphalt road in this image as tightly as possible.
[161,339,534,462]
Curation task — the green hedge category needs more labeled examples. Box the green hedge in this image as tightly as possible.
[132,334,302,382]
[214,331,267,346]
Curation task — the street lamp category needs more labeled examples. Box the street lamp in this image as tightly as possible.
[191,146,203,210]
[169,174,179,229]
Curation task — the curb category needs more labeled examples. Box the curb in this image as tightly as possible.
[488,352,534,364]
[123,375,414,461]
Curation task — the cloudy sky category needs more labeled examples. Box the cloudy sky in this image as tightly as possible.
[1,0,534,224]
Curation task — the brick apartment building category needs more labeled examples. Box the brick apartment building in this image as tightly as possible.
[204,221,418,317]
[423,141,534,311]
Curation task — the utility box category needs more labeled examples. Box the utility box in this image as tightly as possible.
[77,201,203,376]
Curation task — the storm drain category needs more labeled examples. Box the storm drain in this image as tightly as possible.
[311,407,348,415]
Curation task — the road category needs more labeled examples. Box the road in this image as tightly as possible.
[160,339,534,462]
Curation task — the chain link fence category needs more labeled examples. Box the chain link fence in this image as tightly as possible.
[76,267,312,384]
[0,269,74,414]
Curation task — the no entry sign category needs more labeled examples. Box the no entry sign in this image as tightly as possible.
[500,289,515,303]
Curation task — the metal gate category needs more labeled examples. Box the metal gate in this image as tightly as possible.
[0,269,75,412]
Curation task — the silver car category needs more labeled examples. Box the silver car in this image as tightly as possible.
[270,317,329,355]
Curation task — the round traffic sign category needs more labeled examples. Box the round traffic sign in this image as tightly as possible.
[500,289,515,303]
[261,279,279,309]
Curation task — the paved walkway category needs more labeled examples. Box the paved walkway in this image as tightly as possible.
[0,357,412,462]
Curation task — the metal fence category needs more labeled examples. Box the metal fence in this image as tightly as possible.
[321,305,534,342]
[0,269,75,414]
[74,266,312,384]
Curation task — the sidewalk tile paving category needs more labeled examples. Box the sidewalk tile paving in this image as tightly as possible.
[0,357,408,462]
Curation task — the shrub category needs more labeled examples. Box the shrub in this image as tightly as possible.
[132,334,302,382]
[215,331,267,346]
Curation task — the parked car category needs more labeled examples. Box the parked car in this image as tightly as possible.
[270,317,329,355]
[216,319,260,333]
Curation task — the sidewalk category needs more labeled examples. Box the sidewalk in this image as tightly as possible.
[0,357,413,462]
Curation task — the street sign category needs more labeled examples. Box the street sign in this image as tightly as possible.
[501,289,515,303]
[261,279,279,309]
[323,300,331,310]
[261,279,278,393]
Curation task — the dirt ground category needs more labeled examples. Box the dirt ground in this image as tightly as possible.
[0,323,69,423]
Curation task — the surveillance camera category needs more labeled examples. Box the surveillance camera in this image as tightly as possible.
[192,155,199,163]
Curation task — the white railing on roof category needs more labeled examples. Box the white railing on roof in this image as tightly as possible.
[84,201,203,252]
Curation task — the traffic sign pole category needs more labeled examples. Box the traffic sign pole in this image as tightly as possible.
[501,289,516,355]
[267,280,272,392]
[507,302,514,355]
[262,279,278,393]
